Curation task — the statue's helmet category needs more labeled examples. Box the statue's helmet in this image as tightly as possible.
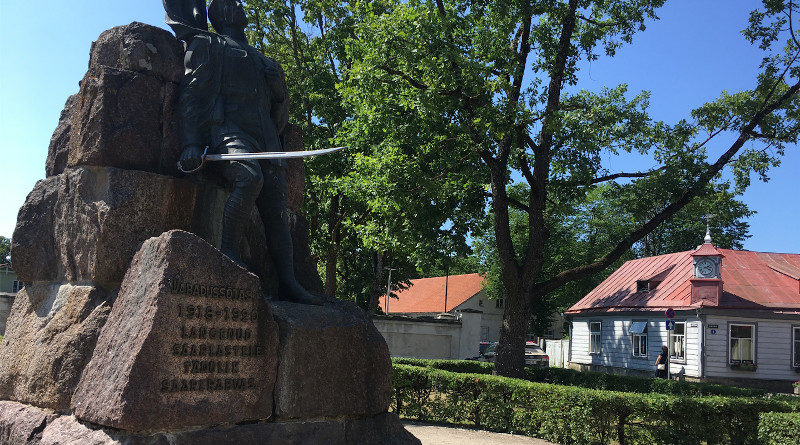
[208,0,247,31]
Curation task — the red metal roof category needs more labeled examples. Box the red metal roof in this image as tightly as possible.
[380,273,485,314]
[566,247,800,314]
[691,242,724,257]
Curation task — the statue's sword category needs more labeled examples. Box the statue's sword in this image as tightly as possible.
[178,146,346,173]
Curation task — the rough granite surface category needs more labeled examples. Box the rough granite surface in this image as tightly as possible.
[0,285,112,411]
[0,401,419,445]
[72,230,278,433]
[271,300,392,419]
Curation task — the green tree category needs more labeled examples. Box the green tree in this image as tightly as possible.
[244,0,487,311]
[0,236,10,265]
[472,180,754,336]
[342,0,799,376]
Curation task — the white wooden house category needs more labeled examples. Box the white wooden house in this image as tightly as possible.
[565,233,800,392]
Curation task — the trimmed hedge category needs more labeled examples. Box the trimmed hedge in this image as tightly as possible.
[392,364,794,445]
[391,357,766,397]
[523,366,767,398]
[758,412,800,445]
[392,358,494,374]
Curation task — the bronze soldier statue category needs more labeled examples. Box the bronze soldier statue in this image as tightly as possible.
[164,0,323,305]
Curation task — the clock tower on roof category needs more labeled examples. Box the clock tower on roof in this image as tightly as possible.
[690,224,724,306]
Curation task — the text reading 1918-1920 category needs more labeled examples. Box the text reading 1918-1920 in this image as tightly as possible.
[160,280,265,393]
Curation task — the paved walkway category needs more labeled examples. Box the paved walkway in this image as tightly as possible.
[403,422,556,445]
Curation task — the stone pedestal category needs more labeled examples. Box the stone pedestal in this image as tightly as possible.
[271,300,392,419]
[71,231,278,432]
[0,401,418,445]
[0,284,111,411]
[0,21,418,445]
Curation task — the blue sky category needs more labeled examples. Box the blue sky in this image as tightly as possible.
[0,0,797,253]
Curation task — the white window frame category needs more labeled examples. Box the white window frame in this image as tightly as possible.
[12,280,22,293]
[589,321,602,355]
[729,323,756,365]
[631,323,649,358]
[792,325,800,368]
[669,321,686,363]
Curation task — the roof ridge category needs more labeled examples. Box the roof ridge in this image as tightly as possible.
[567,247,800,314]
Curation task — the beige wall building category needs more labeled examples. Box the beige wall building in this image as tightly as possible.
[0,264,19,335]
[379,273,505,342]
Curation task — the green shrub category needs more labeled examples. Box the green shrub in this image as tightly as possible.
[769,394,800,411]
[391,357,765,397]
[524,366,766,397]
[392,364,794,445]
[758,412,800,445]
[392,357,494,374]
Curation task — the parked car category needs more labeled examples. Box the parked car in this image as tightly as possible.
[479,341,549,367]
[524,343,549,367]
[479,342,498,362]
[466,341,492,361]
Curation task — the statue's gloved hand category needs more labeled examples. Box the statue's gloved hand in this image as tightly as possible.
[179,144,205,172]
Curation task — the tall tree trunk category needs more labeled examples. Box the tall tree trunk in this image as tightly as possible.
[494,286,531,378]
[324,194,341,296]
[286,0,313,128]
[367,251,385,316]
[493,0,579,378]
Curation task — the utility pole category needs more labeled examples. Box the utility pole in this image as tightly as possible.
[384,267,396,314]
[443,250,451,313]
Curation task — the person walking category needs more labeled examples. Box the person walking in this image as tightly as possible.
[655,346,668,378]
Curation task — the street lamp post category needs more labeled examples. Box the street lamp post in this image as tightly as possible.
[384,267,397,314]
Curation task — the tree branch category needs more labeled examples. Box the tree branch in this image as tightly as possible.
[518,153,536,185]
[551,166,667,186]
[435,0,446,17]
[532,77,800,298]
[523,0,579,286]
[789,2,799,49]
[576,14,618,27]
[483,191,530,212]
[379,64,429,91]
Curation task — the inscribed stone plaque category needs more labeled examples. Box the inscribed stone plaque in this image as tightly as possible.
[72,230,278,432]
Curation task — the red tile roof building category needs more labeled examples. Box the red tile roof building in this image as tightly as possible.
[566,236,800,391]
[378,273,507,343]
[379,273,486,314]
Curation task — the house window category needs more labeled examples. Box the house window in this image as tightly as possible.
[793,326,800,368]
[670,322,686,361]
[478,299,483,307]
[629,321,648,357]
[495,298,504,309]
[729,324,755,364]
[589,322,601,355]
[12,280,22,293]
[636,281,649,292]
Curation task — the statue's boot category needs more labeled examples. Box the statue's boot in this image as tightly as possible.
[264,209,325,306]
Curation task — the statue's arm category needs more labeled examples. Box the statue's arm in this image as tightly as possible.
[179,35,219,150]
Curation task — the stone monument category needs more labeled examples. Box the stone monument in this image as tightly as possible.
[0,12,419,445]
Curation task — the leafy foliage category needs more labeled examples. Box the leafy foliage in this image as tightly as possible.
[337,0,800,375]
[758,412,800,445]
[0,236,10,265]
[242,2,799,369]
[244,0,486,310]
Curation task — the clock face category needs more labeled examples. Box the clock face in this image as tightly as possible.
[697,259,715,277]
